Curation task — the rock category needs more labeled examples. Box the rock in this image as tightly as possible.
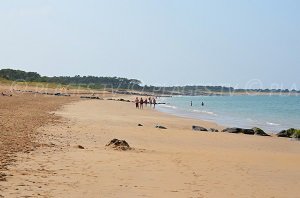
[155,125,167,129]
[192,125,208,131]
[222,128,243,133]
[209,128,219,132]
[291,129,300,139]
[277,128,296,138]
[222,127,255,135]
[138,124,143,126]
[77,145,85,149]
[241,129,255,135]
[252,127,270,136]
[106,139,131,151]
[80,96,102,100]
[277,128,300,139]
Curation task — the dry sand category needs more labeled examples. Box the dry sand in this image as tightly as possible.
[1,94,300,198]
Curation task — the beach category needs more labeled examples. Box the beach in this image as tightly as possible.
[1,91,300,198]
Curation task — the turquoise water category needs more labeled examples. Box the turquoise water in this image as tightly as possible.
[156,95,300,133]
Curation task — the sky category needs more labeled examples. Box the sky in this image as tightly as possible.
[0,0,299,89]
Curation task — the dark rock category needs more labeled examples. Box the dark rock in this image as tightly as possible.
[138,124,143,126]
[277,128,296,138]
[77,145,85,149]
[241,129,255,135]
[209,128,219,132]
[222,127,256,135]
[80,96,102,100]
[106,139,131,151]
[192,125,208,131]
[252,127,270,136]
[222,128,243,133]
[156,125,167,129]
[54,93,70,97]
[277,128,300,139]
[291,130,300,139]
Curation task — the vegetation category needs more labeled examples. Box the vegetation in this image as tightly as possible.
[0,69,142,90]
[0,68,299,95]
[291,129,300,139]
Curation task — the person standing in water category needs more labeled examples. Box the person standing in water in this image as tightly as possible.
[201,102,204,106]
[140,97,144,109]
[191,101,193,106]
[149,97,152,107]
[135,97,139,109]
[153,98,156,109]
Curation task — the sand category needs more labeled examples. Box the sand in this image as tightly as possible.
[1,94,300,197]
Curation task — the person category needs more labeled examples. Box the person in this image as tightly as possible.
[201,102,204,106]
[144,98,148,106]
[140,97,144,109]
[149,97,152,107]
[191,101,193,106]
[135,97,139,109]
[153,98,156,109]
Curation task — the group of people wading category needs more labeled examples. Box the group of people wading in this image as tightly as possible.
[135,97,156,109]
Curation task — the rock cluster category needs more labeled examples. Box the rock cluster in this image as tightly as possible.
[277,128,300,139]
[221,127,270,136]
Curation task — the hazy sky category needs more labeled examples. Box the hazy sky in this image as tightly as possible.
[0,0,299,89]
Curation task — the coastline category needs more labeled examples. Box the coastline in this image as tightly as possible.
[1,96,300,197]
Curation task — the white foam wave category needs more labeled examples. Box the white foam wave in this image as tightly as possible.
[162,104,178,109]
[192,109,217,116]
[266,122,280,126]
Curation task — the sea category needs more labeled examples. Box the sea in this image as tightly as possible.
[156,95,300,133]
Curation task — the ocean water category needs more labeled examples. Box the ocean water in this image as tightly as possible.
[156,95,300,133]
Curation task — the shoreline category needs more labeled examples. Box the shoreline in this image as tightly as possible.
[155,95,299,133]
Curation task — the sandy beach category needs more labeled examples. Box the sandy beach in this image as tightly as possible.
[0,92,299,198]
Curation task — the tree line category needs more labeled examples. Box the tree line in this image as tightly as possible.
[0,68,298,94]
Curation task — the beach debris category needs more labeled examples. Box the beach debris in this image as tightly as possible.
[252,127,270,136]
[106,139,131,151]
[77,145,85,149]
[192,125,208,131]
[138,124,143,126]
[277,128,300,139]
[209,128,219,132]
[155,125,167,129]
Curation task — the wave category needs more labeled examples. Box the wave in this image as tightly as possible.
[192,109,218,116]
[162,104,178,109]
[266,122,280,126]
